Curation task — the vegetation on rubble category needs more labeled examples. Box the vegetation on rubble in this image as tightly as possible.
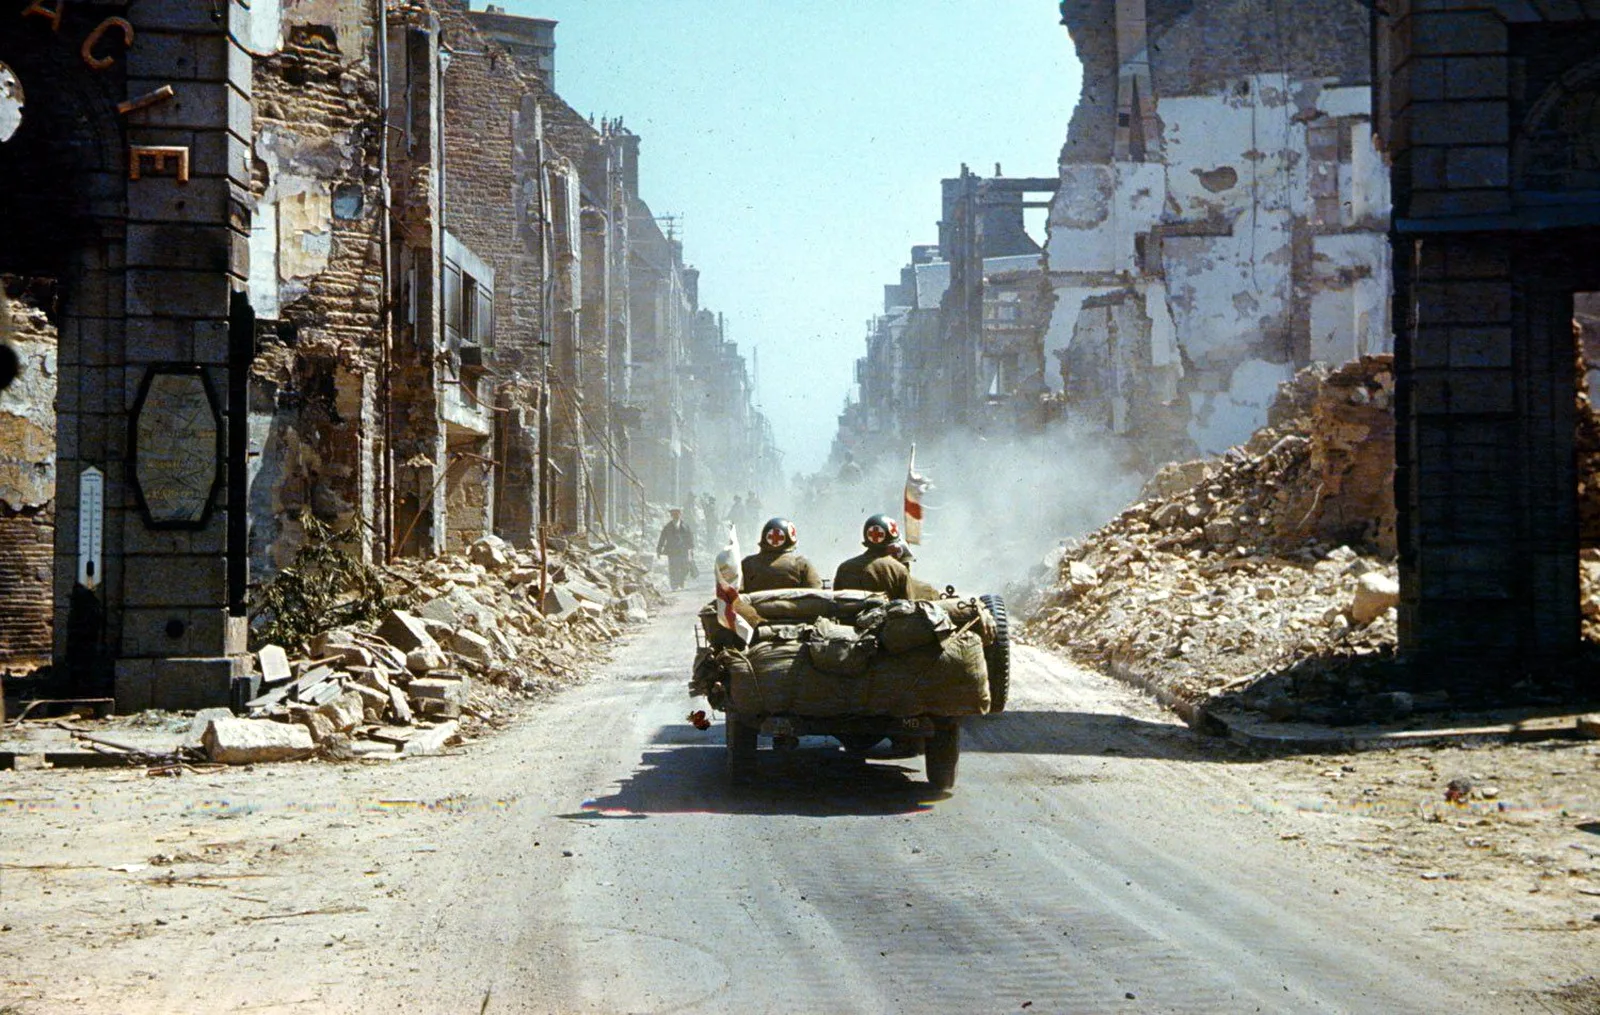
[249,512,393,652]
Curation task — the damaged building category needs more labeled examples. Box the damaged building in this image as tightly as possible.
[838,1,1391,471]
[834,168,1057,462]
[0,0,778,709]
[1047,0,1391,463]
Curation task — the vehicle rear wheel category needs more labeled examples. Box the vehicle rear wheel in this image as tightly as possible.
[925,724,960,791]
[726,716,757,782]
[979,594,1011,713]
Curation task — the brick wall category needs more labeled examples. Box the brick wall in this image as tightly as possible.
[252,23,387,566]
[437,1,543,373]
[0,503,54,671]
[0,290,56,671]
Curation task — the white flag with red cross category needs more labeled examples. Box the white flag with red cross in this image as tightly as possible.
[713,524,754,644]
[903,444,931,545]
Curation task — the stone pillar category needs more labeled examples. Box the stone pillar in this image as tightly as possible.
[1383,3,1599,698]
[107,2,254,710]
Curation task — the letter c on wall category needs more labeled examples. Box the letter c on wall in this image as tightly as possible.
[81,17,134,71]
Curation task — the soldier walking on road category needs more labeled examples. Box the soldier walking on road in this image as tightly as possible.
[740,517,823,593]
[656,508,696,591]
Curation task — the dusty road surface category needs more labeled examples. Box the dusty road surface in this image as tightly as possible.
[4,593,1597,1014]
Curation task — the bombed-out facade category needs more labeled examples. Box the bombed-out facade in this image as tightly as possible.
[0,0,778,706]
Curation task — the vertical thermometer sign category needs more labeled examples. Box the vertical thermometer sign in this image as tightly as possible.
[78,466,104,589]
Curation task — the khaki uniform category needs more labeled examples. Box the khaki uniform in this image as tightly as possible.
[833,549,938,601]
[740,549,823,593]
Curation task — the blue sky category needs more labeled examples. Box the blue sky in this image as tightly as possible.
[498,1,1082,474]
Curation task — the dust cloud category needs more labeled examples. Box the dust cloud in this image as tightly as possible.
[787,423,1143,595]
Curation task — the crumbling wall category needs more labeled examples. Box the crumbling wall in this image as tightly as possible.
[0,288,57,671]
[249,17,386,570]
[1047,0,1390,465]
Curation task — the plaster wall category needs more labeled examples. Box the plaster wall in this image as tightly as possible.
[1045,71,1392,458]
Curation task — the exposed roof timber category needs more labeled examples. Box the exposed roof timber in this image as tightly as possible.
[976,178,1060,192]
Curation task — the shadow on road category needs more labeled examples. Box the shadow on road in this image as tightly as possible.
[960,709,1237,761]
[572,742,940,818]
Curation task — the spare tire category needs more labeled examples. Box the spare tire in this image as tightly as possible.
[979,594,1010,713]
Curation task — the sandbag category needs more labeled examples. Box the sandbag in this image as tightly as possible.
[728,630,989,718]
[862,632,990,715]
[873,600,953,653]
[804,617,877,676]
[743,588,884,622]
[728,639,853,715]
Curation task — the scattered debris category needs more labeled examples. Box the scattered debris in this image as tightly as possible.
[4,535,664,770]
[1023,358,1404,722]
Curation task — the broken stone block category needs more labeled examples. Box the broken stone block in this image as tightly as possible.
[621,593,649,624]
[407,676,469,705]
[377,609,443,656]
[387,685,414,725]
[1577,714,1600,740]
[257,645,292,685]
[403,720,460,756]
[203,718,314,764]
[1067,562,1099,594]
[406,646,448,674]
[450,629,495,667]
[349,666,390,694]
[295,710,338,744]
[489,626,518,659]
[330,644,374,669]
[1151,501,1186,529]
[317,690,366,733]
[564,577,610,604]
[182,707,236,749]
[469,535,511,570]
[1350,573,1400,625]
[349,682,390,721]
[541,585,581,619]
[416,697,463,720]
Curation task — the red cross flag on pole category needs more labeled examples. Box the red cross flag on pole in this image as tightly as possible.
[903,444,931,545]
[713,523,754,644]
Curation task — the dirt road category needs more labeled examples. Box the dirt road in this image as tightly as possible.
[3,593,1595,1013]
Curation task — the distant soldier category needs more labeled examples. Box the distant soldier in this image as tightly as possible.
[741,517,824,593]
[655,508,696,591]
[701,493,720,551]
[834,513,938,601]
[727,495,745,543]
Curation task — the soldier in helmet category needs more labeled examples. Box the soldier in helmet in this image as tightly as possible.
[833,513,939,601]
[740,517,824,593]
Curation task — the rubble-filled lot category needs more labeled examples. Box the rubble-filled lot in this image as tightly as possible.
[1022,357,1407,721]
[2,535,664,768]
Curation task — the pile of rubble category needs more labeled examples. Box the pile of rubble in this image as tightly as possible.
[203,535,661,764]
[1023,357,1408,724]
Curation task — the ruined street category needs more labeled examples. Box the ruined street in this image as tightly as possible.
[4,592,1594,1015]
